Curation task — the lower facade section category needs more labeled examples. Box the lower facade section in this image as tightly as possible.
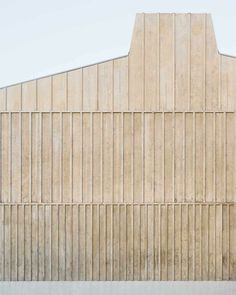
[0,204,235,281]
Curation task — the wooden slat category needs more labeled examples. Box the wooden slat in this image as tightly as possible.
[175,14,190,110]
[159,14,174,110]
[98,61,113,110]
[190,14,205,110]
[37,77,52,111]
[67,69,82,111]
[113,57,128,110]
[52,74,67,111]
[129,14,144,110]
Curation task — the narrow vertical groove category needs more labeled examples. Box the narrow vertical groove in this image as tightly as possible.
[221,204,223,280]
[158,14,161,110]
[111,205,113,280]
[101,113,103,203]
[104,205,107,280]
[96,64,99,111]
[213,112,216,202]
[158,204,161,280]
[146,204,148,280]
[172,204,175,280]
[112,113,114,203]
[143,13,145,110]
[66,73,68,111]
[228,204,230,280]
[193,112,196,203]
[71,204,73,280]
[50,112,52,203]
[57,205,59,280]
[224,112,227,202]
[0,114,2,202]
[1,206,4,279]
[60,112,63,203]
[193,204,196,280]
[200,204,202,280]
[188,14,191,111]
[166,204,168,280]
[112,60,114,111]
[180,204,182,280]
[204,14,206,110]
[187,204,189,280]
[91,112,93,203]
[84,204,86,279]
[77,205,80,280]
[64,205,67,281]
[37,205,39,280]
[43,205,45,281]
[81,69,84,110]
[29,113,32,203]
[9,113,12,202]
[214,204,216,280]
[142,113,145,203]
[173,14,176,110]
[207,204,209,280]
[162,112,165,203]
[172,112,175,202]
[23,205,25,280]
[203,112,206,202]
[139,205,141,280]
[132,205,134,280]
[132,112,134,203]
[117,205,120,280]
[20,113,22,203]
[70,113,73,203]
[98,204,100,280]
[36,80,38,111]
[125,204,127,280]
[81,112,83,203]
[20,84,22,111]
[39,113,42,203]
[51,77,53,110]
[183,113,186,203]
[9,205,12,281]
[122,113,124,203]
[152,205,155,280]
[153,113,155,203]
[218,54,221,110]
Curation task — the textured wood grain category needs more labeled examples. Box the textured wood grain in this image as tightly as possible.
[0,204,234,281]
[0,111,235,204]
[1,14,236,112]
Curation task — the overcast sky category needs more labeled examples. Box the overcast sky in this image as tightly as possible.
[0,0,235,87]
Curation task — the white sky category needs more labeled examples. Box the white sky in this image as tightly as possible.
[0,0,235,88]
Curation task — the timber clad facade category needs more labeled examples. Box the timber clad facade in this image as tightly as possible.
[0,13,235,280]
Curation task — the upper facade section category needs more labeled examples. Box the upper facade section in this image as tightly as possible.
[1,13,236,112]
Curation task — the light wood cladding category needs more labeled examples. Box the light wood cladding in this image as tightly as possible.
[0,13,236,280]
[0,111,235,204]
[1,14,236,112]
[0,204,235,281]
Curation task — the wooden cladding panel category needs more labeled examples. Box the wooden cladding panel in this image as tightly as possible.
[0,111,235,203]
[1,14,236,112]
[0,203,235,281]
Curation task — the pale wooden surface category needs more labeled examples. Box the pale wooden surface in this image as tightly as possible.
[0,204,235,281]
[1,14,236,112]
[0,111,235,204]
[0,13,235,281]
